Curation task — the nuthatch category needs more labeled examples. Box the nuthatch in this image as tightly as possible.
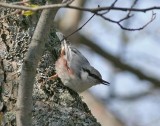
[49,32,110,93]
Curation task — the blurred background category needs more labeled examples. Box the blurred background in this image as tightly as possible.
[55,0,160,126]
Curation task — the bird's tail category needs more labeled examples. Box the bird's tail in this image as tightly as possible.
[56,32,70,48]
[56,32,72,60]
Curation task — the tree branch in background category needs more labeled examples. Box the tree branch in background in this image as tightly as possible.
[16,0,62,125]
[65,5,160,13]
[1,1,160,12]
[0,0,73,11]
[74,34,160,87]
[0,0,159,30]
[117,0,139,23]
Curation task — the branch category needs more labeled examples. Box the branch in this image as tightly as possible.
[1,1,160,12]
[0,1,157,30]
[16,1,62,125]
[98,11,156,31]
[66,5,160,13]
[67,4,156,31]
[74,34,160,87]
[0,1,72,11]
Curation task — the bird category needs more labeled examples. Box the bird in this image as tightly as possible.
[49,32,110,93]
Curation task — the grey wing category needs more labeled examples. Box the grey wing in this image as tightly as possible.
[67,47,90,77]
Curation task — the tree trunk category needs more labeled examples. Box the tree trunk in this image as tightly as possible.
[0,0,101,125]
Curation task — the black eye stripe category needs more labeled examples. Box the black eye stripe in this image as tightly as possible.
[82,68,101,81]
[82,68,110,85]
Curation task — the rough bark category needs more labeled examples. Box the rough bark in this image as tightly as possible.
[0,0,101,126]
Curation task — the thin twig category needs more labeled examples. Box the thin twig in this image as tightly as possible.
[66,14,95,38]
[99,11,156,31]
[101,0,118,15]
[118,0,139,23]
